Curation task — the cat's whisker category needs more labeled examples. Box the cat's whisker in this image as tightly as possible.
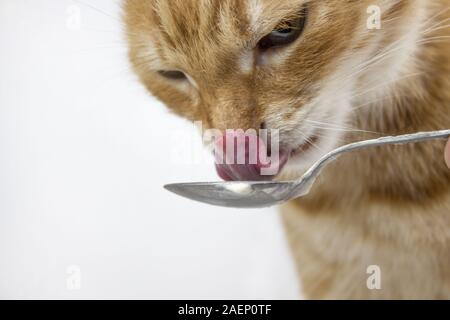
[305,121,381,135]
[417,35,450,43]
[382,16,402,24]
[72,0,122,23]
[422,16,450,34]
[343,7,448,85]
[349,72,424,101]
[340,36,415,84]
[307,124,370,134]
[420,6,450,31]
[418,39,450,46]
[422,23,450,35]
[76,44,129,50]
[297,132,324,152]
[69,23,142,37]
[349,95,391,112]
[340,30,431,89]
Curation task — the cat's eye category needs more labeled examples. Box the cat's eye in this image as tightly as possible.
[158,70,187,80]
[258,6,308,50]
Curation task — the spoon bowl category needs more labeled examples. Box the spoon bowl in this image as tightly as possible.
[164,181,298,208]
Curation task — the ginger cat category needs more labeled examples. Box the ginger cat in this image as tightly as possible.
[124,0,450,299]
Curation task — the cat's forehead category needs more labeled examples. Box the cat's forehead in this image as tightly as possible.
[143,0,308,66]
[151,0,308,21]
[150,0,308,38]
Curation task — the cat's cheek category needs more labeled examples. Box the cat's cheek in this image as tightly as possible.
[145,79,195,117]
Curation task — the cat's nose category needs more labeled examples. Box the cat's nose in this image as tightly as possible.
[213,131,289,181]
[260,122,267,130]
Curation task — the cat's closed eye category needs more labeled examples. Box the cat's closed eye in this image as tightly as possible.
[158,70,187,80]
[258,6,308,50]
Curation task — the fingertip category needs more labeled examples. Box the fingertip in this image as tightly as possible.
[445,138,450,169]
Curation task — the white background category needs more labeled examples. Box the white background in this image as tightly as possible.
[0,0,300,299]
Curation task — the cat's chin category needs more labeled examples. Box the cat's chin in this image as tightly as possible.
[280,156,317,180]
[279,132,341,180]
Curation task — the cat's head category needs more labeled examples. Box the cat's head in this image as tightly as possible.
[124,0,423,179]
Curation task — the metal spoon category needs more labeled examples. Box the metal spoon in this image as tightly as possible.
[164,130,450,208]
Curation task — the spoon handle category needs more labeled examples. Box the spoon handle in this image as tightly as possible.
[293,129,450,197]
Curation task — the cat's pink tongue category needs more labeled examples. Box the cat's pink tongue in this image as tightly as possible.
[214,132,289,181]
